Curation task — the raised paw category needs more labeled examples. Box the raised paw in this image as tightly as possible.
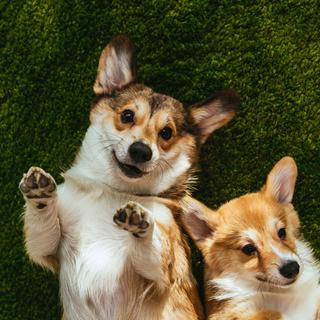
[113,201,153,238]
[19,167,56,201]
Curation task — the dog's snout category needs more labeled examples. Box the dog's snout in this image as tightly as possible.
[129,142,152,163]
[279,261,300,279]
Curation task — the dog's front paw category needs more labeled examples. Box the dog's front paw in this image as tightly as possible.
[19,167,57,201]
[113,201,153,238]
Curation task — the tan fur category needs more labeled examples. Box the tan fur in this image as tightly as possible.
[201,194,299,281]
[159,221,204,319]
[183,157,320,319]
[249,310,283,320]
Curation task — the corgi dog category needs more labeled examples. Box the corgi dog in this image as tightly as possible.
[19,35,239,320]
[182,156,320,320]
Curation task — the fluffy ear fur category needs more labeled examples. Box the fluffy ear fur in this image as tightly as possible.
[191,89,240,143]
[263,156,298,204]
[182,197,216,250]
[93,35,136,95]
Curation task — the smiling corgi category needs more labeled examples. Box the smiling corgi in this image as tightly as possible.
[19,35,239,320]
[183,157,320,320]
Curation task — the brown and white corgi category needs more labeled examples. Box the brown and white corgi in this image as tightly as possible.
[183,157,320,320]
[19,35,239,320]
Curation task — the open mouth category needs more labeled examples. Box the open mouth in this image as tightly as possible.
[113,151,146,179]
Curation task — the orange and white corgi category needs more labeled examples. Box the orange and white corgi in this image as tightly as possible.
[19,35,239,320]
[183,157,320,320]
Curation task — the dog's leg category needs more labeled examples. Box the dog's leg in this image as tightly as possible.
[113,201,171,290]
[19,167,60,272]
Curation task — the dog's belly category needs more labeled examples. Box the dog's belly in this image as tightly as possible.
[59,260,162,320]
[56,182,171,320]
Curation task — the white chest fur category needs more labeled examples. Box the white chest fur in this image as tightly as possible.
[253,280,320,320]
[56,179,173,320]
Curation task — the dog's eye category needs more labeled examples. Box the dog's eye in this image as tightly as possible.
[159,127,173,140]
[121,110,135,123]
[278,228,286,240]
[242,244,257,256]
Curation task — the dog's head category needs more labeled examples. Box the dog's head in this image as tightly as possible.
[80,35,239,196]
[183,157,303,288]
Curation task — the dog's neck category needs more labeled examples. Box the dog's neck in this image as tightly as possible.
[63,168,182,215]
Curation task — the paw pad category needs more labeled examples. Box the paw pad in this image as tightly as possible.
[113,201,152,237]
[19,167,56,200]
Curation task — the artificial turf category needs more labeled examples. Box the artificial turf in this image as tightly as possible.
[1,0,319,319]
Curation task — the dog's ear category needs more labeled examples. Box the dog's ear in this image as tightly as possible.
[263,156,298,204]
[93,35,136,95]
[190,89,240,143]
[182,196,217,251]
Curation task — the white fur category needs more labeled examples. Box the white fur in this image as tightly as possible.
[243,229,258,243]
[56,175,175,319]
[270,243,300,265]
[210,240,320,320]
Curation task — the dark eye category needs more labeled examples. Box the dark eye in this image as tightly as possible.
[159,127,173,140]
[242,244,257,256]
[278,228,286,240]
[121,110,134,123]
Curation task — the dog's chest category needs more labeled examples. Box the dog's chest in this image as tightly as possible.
[57,182,171,319]
[253,283,320,320]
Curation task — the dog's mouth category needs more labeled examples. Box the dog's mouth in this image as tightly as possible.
[256,276,296,287]
[113,152,146,179]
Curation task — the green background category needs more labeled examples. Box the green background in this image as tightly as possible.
[1,0,319,318]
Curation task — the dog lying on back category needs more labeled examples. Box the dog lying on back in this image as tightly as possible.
[183,156,320,320]
[19,35,239,320]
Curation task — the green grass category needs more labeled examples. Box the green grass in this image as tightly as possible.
[1,0,319,318]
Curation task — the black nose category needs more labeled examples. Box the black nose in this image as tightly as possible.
[129,142,152,163]
[279,261,300,279]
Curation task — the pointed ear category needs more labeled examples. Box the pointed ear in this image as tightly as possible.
[182,196,216,251]
[190,89,240,143]
[263,157,298,204]
[93,35,136,95]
